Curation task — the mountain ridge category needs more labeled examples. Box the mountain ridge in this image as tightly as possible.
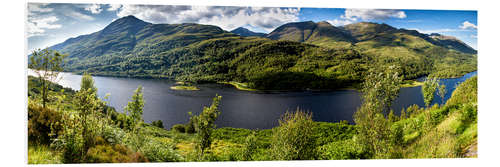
[39,16,476,90]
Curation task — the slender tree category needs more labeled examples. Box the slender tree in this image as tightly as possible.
[194,95,222,159]
[422,77,439,108]
[124,85,145,130]
[438,84,447,106]
[354,65,402,158]
[28,48,66,108]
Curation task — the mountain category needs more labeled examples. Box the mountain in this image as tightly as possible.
[266,21,355,48]
[342,22,476,54]
[339,22,477,78]
[43,16,476,90]
[428,33,477,54]
[230,27,266,37]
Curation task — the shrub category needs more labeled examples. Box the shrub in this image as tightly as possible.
[317,139,369,160]
[172,124,186,133]
[185,113,196,134]
[86,144,148,163]
[152,120,164,129]
[270,109,316,160]
[239,131,257,161]
[101,125,125,145]
[28,102,63,144]
[140,138,182,162]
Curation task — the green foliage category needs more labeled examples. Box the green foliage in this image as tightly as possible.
[81,73,97,94]
[29,48,66,108]
[239,130,258,161]
[172,124,186,133]
[438,84,447,106]
[317,138,369,160]
[124,85,145,130]
[27,102,63,144]
[446,76,477,106]
[151,120,164,129]
[193,95,222,158]
[185,112,197,133]
[422,77,439,107]
[354,65,402,158]
[28,143,62,164]
[271,109,316,160]
[313,121,357,146]
[140,137,182,162]
[86,143,148,163]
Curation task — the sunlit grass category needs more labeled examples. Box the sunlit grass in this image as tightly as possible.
[28,144,62,164]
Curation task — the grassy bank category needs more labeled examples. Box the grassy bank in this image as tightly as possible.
[218,81,257,91]
[170,85,200,91]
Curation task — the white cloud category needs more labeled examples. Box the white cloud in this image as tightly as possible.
[84,4,103,14]
[27,3,61,37]
[343,9,406,21]
[328,9,406,27]
[459,21,477,30]
[27,16,62,37]
[326,19,354,26]
[116,5,300,32]
[107,4,122,11]
[28,3,53,13]
[64,10,95,21]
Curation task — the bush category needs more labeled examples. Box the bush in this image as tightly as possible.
[140,138,182,162]
[270,109,316,160]
[101,125,126,145]
[185,115,196,133]
[28,102,63,144]
[151,120,164,129]
[86,144,148,163]
[172,124,186,133]
[317,139,369,160]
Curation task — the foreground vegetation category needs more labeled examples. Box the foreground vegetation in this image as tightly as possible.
[27,48,477,163]
[47,16,476,91]
[27,73,477,163]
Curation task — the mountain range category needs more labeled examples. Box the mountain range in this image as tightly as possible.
[43,15,477,90]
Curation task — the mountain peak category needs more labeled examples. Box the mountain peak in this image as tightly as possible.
[101,15,150,35]
[230,27,266,37]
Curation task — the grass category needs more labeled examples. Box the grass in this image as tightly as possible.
[401,80,424,88]
[218,81,258,91]
[28,143,62,164]
[170,85,200,91]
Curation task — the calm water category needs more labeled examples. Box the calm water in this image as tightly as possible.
[28,70,477,129]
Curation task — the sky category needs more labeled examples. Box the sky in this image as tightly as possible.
[27,3,478,52]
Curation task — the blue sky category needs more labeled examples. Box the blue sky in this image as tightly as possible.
[28,3,477,52]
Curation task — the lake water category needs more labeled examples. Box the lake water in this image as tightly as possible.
[28,70,477,129]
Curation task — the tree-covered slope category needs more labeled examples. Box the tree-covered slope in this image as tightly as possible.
[341,22,477,79]
[266,21,355,48]
[45,16,476,90]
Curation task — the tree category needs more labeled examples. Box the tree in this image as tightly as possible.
[271,109,316,160]
[193,95,222,158]
[422,77,439,108]
[74,74,100,158]
[438,84,447,106]
[28,48,66,108]
[81,72,97,95]
[353,65,402,158]
[124,85,145,130]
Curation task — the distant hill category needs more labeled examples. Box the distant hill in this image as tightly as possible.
[230,27,266,37]
[42,16,477,90]
[267,21,355,48]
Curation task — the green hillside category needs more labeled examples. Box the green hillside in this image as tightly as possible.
[44,16,476,90]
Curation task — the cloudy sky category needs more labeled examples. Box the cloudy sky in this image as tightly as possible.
[27,3,478,52]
